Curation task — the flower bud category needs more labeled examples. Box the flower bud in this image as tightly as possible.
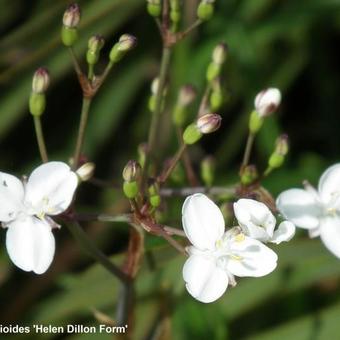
[240,165,258,186]
[148,182,161,208]
[200,156,215,186]
[76,162,95,182]
[183,124,202,145]
[123,181,139,199]
[254,88,281,117]
[109,34,137,63]
[212,43,228,65]
[178,84,197,107]
[197,0,215,21]
[122,160,142,182]
[206,62,221,82]
[147,0,161,17]
[32,67,50,94]
[63,3,81,28]
[196,113,222,134]
[138,143,149,168]
[248,110,264,134]
[29,93,46,116]
[275,134,289,156]
[86,35,105,65]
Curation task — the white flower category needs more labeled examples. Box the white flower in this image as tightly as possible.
[182,194,278,303]
[0,162,78,274]
[254,88,281,117]
[276,163,340,258]
[234,198,295,244]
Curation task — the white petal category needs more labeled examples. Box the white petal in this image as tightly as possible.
[227,236,278,277]
[182,194,225,250]
[319,217,340,258]
[183,254,229,303]
[233,199,276,241]
[25,162,78,215]
[276,189,321,229]
[0,172,25,222]
[318,164,340,207]
[271,221,296,244]
[6,216,55,274]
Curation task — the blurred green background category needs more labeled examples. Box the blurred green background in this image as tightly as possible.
[1,0,340,339]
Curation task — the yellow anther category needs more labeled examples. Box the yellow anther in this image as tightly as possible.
[235,233,245,243]
[37,212,45,220]
[230,254,243,261]
[216,239,223,248]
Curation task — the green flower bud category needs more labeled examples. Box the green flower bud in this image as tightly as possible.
[109,34,137,63]
[32,67,50,94]
[210,90,223,111]
[201,156,216,186]
[147,0,161,17]
[61,26,78,47]
[123,181,139,199]
[170,0,181,11]
[86,35,105,65]
[197,113,222,134]
[138,143,148,168]
[63,3,81,28]
[268,154,284,169]
[249,110,264,134]
[29,93,46,116]
[150,195,161,208]
[170,10,181,23]
[148,182,161,207]
[240,165,258,185]
[197,1,215,21]
[212,43,228,65]
[148,95,157,112]
[206,62,221,82]
[183,124,202,145]
[122,160,142,182]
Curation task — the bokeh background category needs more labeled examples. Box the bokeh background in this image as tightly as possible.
[1,0,340,339]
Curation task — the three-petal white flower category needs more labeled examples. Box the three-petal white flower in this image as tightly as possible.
[276,163,340,258]
[0,162,78,274]
[234,198,295,244]
[182,194,278,303]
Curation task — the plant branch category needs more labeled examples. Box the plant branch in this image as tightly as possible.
[241,132,255,168]
[33,116,48,163]
[68,47,83,78]
[159,144,186,183]
[160,185,237,197]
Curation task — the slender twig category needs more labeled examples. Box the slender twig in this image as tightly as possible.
[33,116,48,163]
[164,226,186,237]
[73,212,131,223]
[160,185,236,197]
[198,83,212,117]
[68,47,83,78]
[88,64,94,81]
[241,133,255,168]
[159,144,186,183]
[73,97,92,169]
[177,19,202,41]
[65,221,130,283]
[98,61,114,87]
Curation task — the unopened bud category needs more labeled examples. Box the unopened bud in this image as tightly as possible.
[63,3,81,28]
[240,165,258,186]
[123,181,139,199]
[138,143,149,168]
[147,0,161,17]
[29,93,46,116]
[206,62,221,82]
[109,34,137,63]
[32,67,50,94]
[122,160,142,182]
[249,110,264,134]
[183,124,202,145]
[87,35,105,65]
[197,0,215,21]
[201,156,216,186]
[196,113,222,134]
[275,134,289,156]
[212,43,228,65]
[254,88,281,117]
[178,84,197,107]
[148,182,161,208]
[76,162,95,182]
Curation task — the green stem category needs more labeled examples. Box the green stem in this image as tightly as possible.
[88,64,94,81]
[73,97,92,169]
[65,221,130,283]
[159,144,186,183]
[68,47,83,77]
[143,47,172,181]
[241,133,255,168]
[33,116,48,163]
[198,83,212,117]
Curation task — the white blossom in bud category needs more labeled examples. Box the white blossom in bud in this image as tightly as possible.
[63,3,81,28]
[0,162,78,274]
[196,113,222,134]
[277,164,340,258]
[182,194,278,303]
[76,162,95,182]
[32,67,50,94]
[254,88,281,117]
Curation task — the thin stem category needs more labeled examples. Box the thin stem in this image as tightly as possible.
[198,83,212,117]
[99,61,114,86]
[159,144,186,183]
[33,115,48,163]
[177,19,202,41]
[164,226,186,237]
[241,133,255,168]
[143,47,172,182]
[68,47,83,77]
[160,185,236,197]
[161,232,186,254]
[88,64,94,81]
[73,97,92,169]
[263,167,273,177]
[65,221,130,283]
[73,213,131,223]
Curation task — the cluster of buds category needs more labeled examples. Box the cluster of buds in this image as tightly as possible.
[183,113,222,145]
[122,160,142,199]
[148,77,167,112]
[170,0,181,32]
[172,85,197,127]
[86,35,105,66]
[249,88,281,134]
[197,0,215,21]
[146,0,161,18]
[109,34,137,64]
[29,68,50,116]
[61,3,81,47]
[200,155,216,186]
[268,134,289,170]
[148,181,161,208]
[206,43,228,82]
